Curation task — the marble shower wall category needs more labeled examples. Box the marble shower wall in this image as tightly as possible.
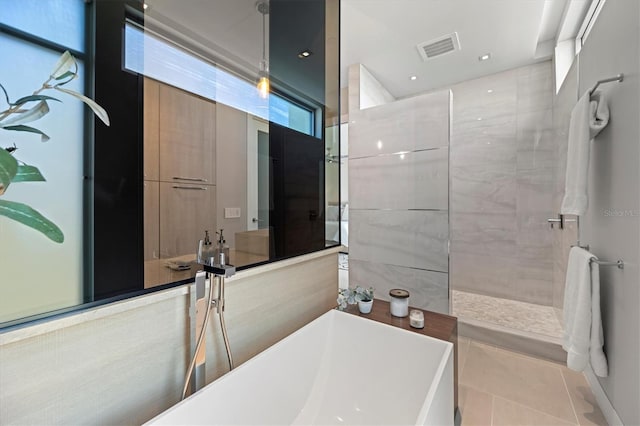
[348,65,451,314]
[551,60,579,310]
[450,61,557,306]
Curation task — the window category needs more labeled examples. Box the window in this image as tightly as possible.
[0,0,87,324]
[124,22,317,137]
[576,0,607,54]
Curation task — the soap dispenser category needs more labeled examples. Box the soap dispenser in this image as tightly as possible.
[214,229,230,265]
[198,230,215,264]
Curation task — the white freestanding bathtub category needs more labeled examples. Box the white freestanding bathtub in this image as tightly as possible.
[146,309,454,425]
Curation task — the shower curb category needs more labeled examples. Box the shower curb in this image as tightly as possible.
[458,317,567,363]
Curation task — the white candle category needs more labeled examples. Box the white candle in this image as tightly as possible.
[389,289,410,317]
[409,309,424,329]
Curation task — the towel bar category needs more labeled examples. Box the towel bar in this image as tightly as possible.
[590,259,624,269]
[570,244,624,269]
[590,74,624,94]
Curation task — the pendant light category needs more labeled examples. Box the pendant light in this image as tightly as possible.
[256,0,270,98]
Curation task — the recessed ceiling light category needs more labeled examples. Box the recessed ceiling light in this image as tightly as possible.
[297,50,312,59]
[477,117,483,121]
[479,53,491,61]
[377,140,383,150]
[410,75,418,81]
[487,89,493,93]
[143,2,149,9]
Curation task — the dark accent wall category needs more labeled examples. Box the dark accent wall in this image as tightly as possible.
[93,0,144,299]
[270,0,326,105]
[269,123,326,258]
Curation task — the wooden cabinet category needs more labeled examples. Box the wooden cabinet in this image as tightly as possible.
[159,84,216,184]
[143,180,160,261]
[143,78,160,181]
[159,182,216,258]
[143,79,217,287]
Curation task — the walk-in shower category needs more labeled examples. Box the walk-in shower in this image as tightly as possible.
[448,61,566,354]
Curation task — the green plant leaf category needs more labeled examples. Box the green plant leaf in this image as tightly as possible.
[0,83,10,107]
[12,95,61,105]
[0,148,18,191]
[2,125,50,141]
[12,164,45,183]
[0,199,64,243]
[54,71,76,81]
[50,50,76,79]
[0,100,50,126]
[54,86,110,126]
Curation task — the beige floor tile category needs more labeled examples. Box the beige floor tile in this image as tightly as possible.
[470,340,497,352]
[461,342,578,423]
[493,396,576,426]
[458,337,471,375]
[459,385,493,426]
[561,369,608,426]
[494,345,565,369]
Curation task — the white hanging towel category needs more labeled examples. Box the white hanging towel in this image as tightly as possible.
[562,246,608,377]
[560,90,610,216]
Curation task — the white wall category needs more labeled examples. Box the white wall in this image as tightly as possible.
[578,1,640,423]
[0,250,338,425]
[357,64,395,110]
[215,104,248,248]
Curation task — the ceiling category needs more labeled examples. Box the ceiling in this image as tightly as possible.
[341,0,578,98]
[146,0,263,75]
[144,0,587,102]
[145,0,328,104]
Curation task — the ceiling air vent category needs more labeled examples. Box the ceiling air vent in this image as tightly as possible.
[416,32,461,61]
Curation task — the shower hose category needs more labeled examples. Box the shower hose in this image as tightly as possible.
[181,274,234,400]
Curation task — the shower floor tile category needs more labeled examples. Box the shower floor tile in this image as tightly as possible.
[452,290,563,338]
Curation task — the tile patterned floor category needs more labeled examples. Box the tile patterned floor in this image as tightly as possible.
[458,338,608,425]
[452,290,564,338]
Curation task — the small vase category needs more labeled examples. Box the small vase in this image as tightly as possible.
[358,299,373,314]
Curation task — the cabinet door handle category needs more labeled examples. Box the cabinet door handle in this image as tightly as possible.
[172,185,207,190]
[172,176,208,182]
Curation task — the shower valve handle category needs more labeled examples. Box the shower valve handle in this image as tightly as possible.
[547,214,564,229]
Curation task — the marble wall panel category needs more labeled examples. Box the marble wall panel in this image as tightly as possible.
[349,259,449,314]
[516,179,555,215]
[452,116,518,167]
[450,61,557,305]
[516,110,555,175]
[451,69,517,124]
[450,252,517,299]
[348,65,451,314]
[450,211,517,258]
[349,90,450,158]
[451,116,517,214]
[350,148,448,210]
[517,61,554,114]
[514,257,554,305]
[349,210,449,273]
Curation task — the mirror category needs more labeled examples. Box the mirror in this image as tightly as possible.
[0,0,339,326]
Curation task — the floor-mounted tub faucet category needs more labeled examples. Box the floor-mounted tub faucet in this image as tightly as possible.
[181,256,236,400]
